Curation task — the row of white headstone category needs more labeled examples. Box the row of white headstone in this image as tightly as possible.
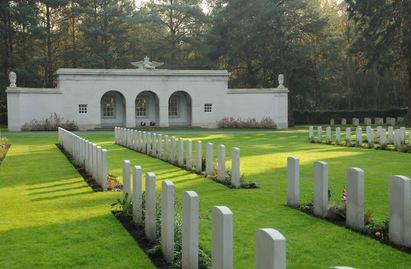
[123,159,353,269]
[330,117,401,126]
[58,127,108,191]
[287,157,411,248]
[309,126,408,148]
[115,127,241,188]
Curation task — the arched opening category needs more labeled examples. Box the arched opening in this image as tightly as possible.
[100,90,126,127]
[168,91,192,127]
[135,91,159,127]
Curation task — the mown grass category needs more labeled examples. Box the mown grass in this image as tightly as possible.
[1,128,411,268]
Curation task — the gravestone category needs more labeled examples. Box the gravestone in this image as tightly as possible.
[178,138,184,166]
[317,126,322,143]
[164,135,169,161]
[356,127,362,145]
[255,229,286,269]
[101,149,108,191]
[330,118,335,126]
[212,206,233,269]
[171,136,176,163]
[161,180,175,263]
[123,160,131,196]
[158,134,163,158]
[145,172,157,242]
[345,128,351,145]
[326,127,331,144]
[217,145,226,181]
[380,128,387,146]
[152,133,157,156]
[206,143,214,176]
[133,166,143,223]
[308,126,314,141]
[287,157,299,207]
[346,168,364,230]
[314,161,328,217]
[186,139,192,170]
[182,191,199,269]
[341,118,347,125]
[353,118,359,126]
[196,141,202,173]
[231,148,241,188]
[335,127,341,144]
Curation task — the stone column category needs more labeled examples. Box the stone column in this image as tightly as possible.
[255,228,286,269]
[182,191,198,269]
[217,145,226,181]
[126,104,135,128]
[161,180,175,263]
[196,141,202,173]
[335,127,341,144]
[317,126,322,143]
[314,161,328,217]
[123,160,131,197]
[231,147,241,188]
[157,134,162,158]
[346,168,364,230]
[212,206,233,269]
[206,143,214,176]
[287,157,299,207]
[133,166,143,223]
[171,136,176,163]
[164,135,169,161]
[101,149,108,191]
[178,137,184,166]
[145,172,157,242]
[389,175,411,247]
[159,103,169,127]
[186,139,192,170]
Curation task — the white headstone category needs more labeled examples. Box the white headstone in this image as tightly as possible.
[196,141,202,173]
[133,166,143,223]
[231,148,241,188]
[145,172,157,242]
[161,180,175,263]
[287,157,299,207]
[345,128,351,145]
[388,126,394,143]
[123,160,131,196]
[326,127,331,144]
[171,136,176,163]
[356,127,362,145]
[101,149,108,191]
[341,118,347,125]
[317,126,322,143]
[178,137,184,166]
[212,206,233,269]
[314,161,328,217]
[255,228,286,269]
[380,128,387,146]
[164,135,169,161]
[389,175,411,247]
[330,118,335,126]
[152,133,157,156]
[394,129,401,149]
[308,126,314,141]
[158,134,163,158]
[186,139,192,170]
[182,191,199,269]
[336,127,341,144]
[217,145,226,181]
[206,143,214,176]
[346,168,364,230]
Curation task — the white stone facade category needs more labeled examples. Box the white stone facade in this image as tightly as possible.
[6,65,288,131]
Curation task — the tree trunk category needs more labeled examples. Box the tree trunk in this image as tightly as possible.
[405,59,411,126]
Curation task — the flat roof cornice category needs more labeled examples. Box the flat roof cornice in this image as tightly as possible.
[56,68,229,77]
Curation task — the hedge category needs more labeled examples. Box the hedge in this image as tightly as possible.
[293,108,408,125]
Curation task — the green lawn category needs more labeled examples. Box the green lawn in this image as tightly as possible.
[1,128,411,268]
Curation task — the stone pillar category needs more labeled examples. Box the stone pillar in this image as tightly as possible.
[314,161,328,217]
[126,104,135,128]
[145,172,157,242]
[217,145,226,181]
[212,206,233,269]
[206,143,214,176]
[326,127,331,143]
[164,135,169,161]
[182,191,198,269]
[255,228,286,269]
[335,127,341,144]
[161,180,175,263]
[159,103,169,127]
[123,160,131,197]
[133,166,143,223]
[231,147,241,188]
[389,175,411,247]
[178,137,184,166]
[186,139,192,170]
[346,168,364,230]
[101,149,108,191]
[317,126,322,143]
[171,136,176,163]
[287,157,299,207]
[196,141,202,173]
[158,134,163,158]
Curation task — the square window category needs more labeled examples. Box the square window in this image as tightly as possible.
[204,103,212,112]
[102,96,116,118]
[136,97,147,117]
[79,104,87,114]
